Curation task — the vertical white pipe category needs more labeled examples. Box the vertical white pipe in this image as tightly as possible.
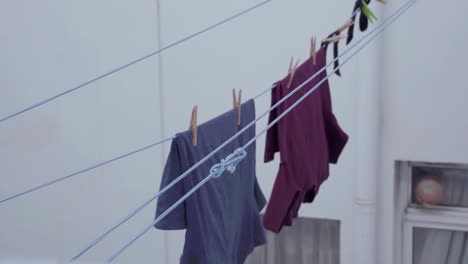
[153,0,169,263]
[353,5,384,264]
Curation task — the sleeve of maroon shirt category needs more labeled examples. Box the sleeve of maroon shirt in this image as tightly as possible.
[264,84,281,163]
[325,113,349,163]
[321,86,349,164]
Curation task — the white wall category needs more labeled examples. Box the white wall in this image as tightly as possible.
[0,0,166,263]
[0,0,367,262]
[3,0,457,263]
[377,0,468,263]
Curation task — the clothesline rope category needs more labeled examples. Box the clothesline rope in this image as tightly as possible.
[0,0,272,124]
[252,8,360,101]
[0,1,278,205]
[0,1,361,206]
[0,136,175,203]
[75,1,416,261]
[104,2,416,261]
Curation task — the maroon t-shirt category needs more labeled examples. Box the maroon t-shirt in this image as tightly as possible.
[263,48,348,233]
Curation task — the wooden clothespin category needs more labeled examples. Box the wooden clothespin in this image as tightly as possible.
[322,34,348,43]
[287,57,294,75]
[287,57,300,89]
[232,88,242,126]
[310,36,317,65]
[336,20,355,33]
[189,106,198,146]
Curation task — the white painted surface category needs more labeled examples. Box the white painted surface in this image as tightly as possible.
[352,3,385,264]
[0,1,166,263]
[2,0,458,264]
[377,0,468,263]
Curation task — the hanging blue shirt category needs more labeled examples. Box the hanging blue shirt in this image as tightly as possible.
[154,99,266,264]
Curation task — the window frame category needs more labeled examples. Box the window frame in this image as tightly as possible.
[395,161,468,264]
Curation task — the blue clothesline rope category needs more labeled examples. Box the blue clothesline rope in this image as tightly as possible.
[74,1,416,261]
[104,2,417,261]
[0,0,274,205]
[0,136,175,204]
[0,0,359,205]
[0,0,272,124]
[251,8,360,100]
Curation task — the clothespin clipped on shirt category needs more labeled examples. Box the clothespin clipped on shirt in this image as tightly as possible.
[347,0,383,44]
[189,106,198,146]
[287,57,300,89]
[310,36,317,65]
[320,19,354,77]
[321,31,347,77]
[287,57,294,75]
[322,34,348,43]
[361,0,378,24]
[321,20,353,72]
[232,88,242,126]
[337,20,355,34]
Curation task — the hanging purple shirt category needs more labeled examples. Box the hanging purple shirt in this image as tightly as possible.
[263,48,349,233]
[155,99,266,264]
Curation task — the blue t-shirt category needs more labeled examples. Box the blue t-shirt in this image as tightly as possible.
[154,99,266,264]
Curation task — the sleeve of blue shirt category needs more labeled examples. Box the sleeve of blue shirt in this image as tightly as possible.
[154,139,187,230]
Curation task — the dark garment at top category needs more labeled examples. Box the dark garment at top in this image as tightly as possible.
[263,48,348,233]
[155,99,267,264]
